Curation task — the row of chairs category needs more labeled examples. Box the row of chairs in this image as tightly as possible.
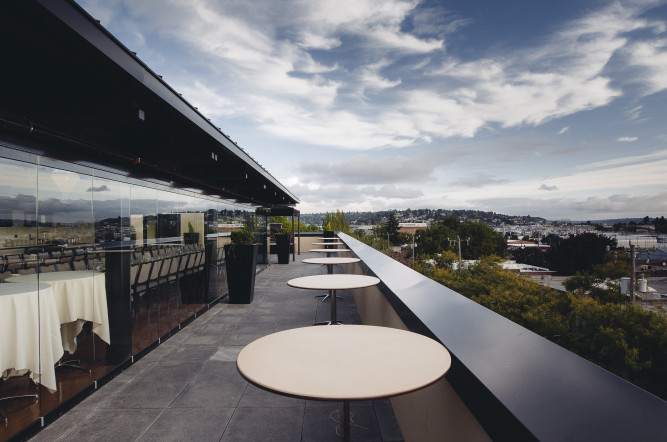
[0,248,105,274]
[130,249,206,298]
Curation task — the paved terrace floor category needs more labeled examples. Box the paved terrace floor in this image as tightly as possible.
[31,252,404,442]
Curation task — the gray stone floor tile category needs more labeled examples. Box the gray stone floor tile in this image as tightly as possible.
[99,381,184,409]
[224,333,266,346]
[237,383,305,408]
[164,345,218,362]
[220,407,303,442]
[183,332,231,346]
[210,346,243,362]
[30,408,93,442]
[134,361,204,386]
[172,381,247,409]
[138,407,234,442]
[57,408,162,441]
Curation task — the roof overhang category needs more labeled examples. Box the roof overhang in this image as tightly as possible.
[0,0,298,208]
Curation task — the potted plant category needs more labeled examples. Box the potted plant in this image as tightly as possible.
[184,221,200,245]
[323,222,335,238]
[224,227,258,304]
[275,227,291,264]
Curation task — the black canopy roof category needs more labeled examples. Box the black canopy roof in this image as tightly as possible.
[0,0,298,208]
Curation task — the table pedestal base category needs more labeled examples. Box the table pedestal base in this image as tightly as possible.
[342,400,351,442]
[314,290,344,325]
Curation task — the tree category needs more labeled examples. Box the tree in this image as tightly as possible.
[415,216,506,259]
[512,247,549,268]
[386,211,400,245]
[419,257,667,399]
[547,233,615,275]
[322,210,351,234]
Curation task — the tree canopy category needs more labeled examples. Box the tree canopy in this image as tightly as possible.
[415,217,506,259]
[418,257,667,400]
[322,210,351,234]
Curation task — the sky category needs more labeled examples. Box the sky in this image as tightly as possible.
[76,0,667,220]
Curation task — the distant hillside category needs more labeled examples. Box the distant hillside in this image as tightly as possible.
[300,209,547,227]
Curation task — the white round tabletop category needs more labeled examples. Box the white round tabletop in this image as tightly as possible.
[303,257,360,265]
[312,242,344,246]
[287,274,379,290]
[315,237,339,240]
[309,248,351,253]
[0,282,53,296]
[237,325,451,401]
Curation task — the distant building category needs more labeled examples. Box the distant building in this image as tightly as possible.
[501,260,556,276]
[398,222,427,234]
[507,240,550,250]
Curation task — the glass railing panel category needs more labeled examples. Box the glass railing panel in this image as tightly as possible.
[0,156,40,440]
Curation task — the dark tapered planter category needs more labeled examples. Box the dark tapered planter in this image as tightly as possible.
[224,243,259,304]
[276,234,290,264]
[324,231,334,238]
[184,232,199,244]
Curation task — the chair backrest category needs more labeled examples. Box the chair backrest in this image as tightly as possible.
[18,267,36,275]
[159,257,172,278]
[129,263,139,288]
[136,262,151,285]
[72,259,87,270]
[169,255,180,274]
[178,253,190,272]
[38,264,56,273]
[194,251,205,270]
[148,259,162,281]
[5,255,23,272]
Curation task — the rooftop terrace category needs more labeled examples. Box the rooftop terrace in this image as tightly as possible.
[29,252,403,442]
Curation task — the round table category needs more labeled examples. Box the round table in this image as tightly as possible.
[310,248,350,257]
[312,242,344,249]
[6,270,110,353]
[287,274,379,324]
[0,283,63,392]
[237,325,451,441]
[303,257,360,274]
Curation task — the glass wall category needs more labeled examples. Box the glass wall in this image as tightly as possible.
[0,148,260,440]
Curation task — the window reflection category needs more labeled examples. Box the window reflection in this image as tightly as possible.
[0,158,40,438]
[0,152,262,439]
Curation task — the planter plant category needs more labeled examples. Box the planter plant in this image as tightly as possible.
[183,221,200,245]
[323,222,334,238]
[224,228,258,304]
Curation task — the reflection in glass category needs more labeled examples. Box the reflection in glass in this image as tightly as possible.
[0,150,267,439]
[0,158,40,440]
[130,185,159,353]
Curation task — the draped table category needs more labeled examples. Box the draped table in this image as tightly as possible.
[0,283,63,392]
[7,271,110,353]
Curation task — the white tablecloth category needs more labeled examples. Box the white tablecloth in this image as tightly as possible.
[0,282,63,391]
[7,271,110,353]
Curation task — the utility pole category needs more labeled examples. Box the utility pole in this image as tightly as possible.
[449,236,470,273]
[630,244,636,305]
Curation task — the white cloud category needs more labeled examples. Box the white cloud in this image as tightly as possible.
[539,184,558,191]
[625,38,667,95]
[296,153,441,184]
[558,126,569,135]
[618,136,639,142]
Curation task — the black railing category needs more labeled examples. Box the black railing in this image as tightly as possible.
[339,232,667,441]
